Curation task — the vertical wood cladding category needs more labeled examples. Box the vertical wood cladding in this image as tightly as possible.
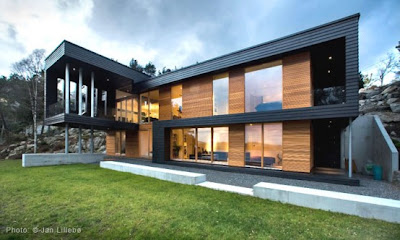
[159,86,171,120]
[126,130,139,157]
[106,131,115,156]
[282,52,312,109]
[229,124,245,167]
[229,69,245,114]
[182,75,213,118]
[282,120,312,173]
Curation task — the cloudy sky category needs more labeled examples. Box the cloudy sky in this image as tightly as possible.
[0,0,399,82]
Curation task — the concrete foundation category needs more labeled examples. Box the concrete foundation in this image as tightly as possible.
[253,182,400,223]
[341,115,399,181]
[100,161,206,185]
[22,153,105,167]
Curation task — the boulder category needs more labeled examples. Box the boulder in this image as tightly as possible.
[388,93,400,98]
[367,112,400,123]
[366,89,381,98]
[390,103,400,113]
[382,85,399,94]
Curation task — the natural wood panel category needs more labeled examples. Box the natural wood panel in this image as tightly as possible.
[282,120,312,173]
[139,123,152,131]
[126,130,139,157]
[283,52,312,109]
[182,75,213,118]
[106,131,116,156]
[229,124,245,167]
[229,69,245,114]
[159,86,171,120]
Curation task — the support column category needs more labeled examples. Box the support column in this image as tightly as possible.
[90,126,94,153]
[91,72,95,117]
[78,68,83,115]
[65,63,70,114]
[65,123,69,154]
[348,117,353,178]
[78,126,82,154]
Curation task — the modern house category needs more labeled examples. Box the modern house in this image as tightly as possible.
[44,14,359,176]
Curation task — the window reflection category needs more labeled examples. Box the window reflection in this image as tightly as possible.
[213,73,229,115]
[171,85,182,119]
[245,61,282,112]
[140,90,159,123]
[245,124,262,167]
[263,123,282,168]
[213,127,228,163]
[197,128,212,161]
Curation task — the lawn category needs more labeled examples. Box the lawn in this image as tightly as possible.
[0,160,399,240]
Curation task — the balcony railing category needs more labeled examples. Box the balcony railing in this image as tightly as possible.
[314,86,345,106]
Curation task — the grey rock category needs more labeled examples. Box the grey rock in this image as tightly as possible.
[366,90,381,98]
[377,101,385,106]
[388,93,400,98]
[387,98,399,104]
[367,112,400,123]
[393,171,400,186]
[382,85,398,94]
[390,103,400,113]
[390,131,397,136]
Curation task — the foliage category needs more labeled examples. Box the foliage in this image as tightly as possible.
[358,72,364,89]
[143,62,156,76]
[1,160,399,239]
[377,52,400,86]
[129,58,143,72]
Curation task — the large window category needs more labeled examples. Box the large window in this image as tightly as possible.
[81,85,88,115]
[140,90,159,123]
[245,61,282,112]
[263,123,283,168]
[57,78,64,103]
[213,73,229,115]
[116,90,138,123]
[171,85,182,119]
[213,127,228,163]
[245,124,262,167]
[170,126,228,164]
[245,123,282,168]
[70,81,77,112]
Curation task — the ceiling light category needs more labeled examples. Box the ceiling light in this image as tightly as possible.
[106,78,109,81]
[328,70,331,73]
[328,56,332,60]
[73,68,76,71]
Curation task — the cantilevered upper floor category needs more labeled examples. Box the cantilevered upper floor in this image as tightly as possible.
[44,13,360,130]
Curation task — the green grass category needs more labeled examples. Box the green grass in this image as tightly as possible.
[0,160,399,240]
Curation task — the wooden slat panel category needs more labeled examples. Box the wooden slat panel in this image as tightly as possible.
[283,52,312,109]
[106,131,116,156]
[229,69,245,114]
[229,124,245,167]
[126,130,139,157]
[182,75,213,118]
[159,86,171,120]
[282,120,312,173]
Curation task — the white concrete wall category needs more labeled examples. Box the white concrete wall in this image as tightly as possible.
[341,115,399,181]
[100,161,206,185]
[253,182,400,223]
[22,153,105,167]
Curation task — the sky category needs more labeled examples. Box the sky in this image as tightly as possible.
[0,0,399,83]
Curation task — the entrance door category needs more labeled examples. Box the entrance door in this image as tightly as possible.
[313,119,344,168]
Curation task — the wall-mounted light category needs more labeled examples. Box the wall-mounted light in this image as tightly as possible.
[106,78,110,81]
[328,70,331,73]
[73,68,76,71]
[328,56,332,60]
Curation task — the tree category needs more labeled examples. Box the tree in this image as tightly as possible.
[158,67,172,76]
[358,72,364,89]
[377,52,400,86]
[11,49,45,153]
[143,62,157,76]
[129,58,143,72]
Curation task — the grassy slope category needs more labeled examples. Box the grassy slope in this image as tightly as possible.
[0,160,399,240]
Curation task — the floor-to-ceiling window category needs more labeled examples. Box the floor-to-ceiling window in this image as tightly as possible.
[70,81,77,113]
[170,126,228,165]
[81,85,88,115]
[140,90,159,123]
[171,85,182,119]
[245,124,262,167]
[213,73,229,115]
[213,127,229,163]
[116,90,138,123]
[263,123,283,169]
[245,60,282,112]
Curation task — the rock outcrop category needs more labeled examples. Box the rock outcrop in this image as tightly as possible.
[359,81,400,142]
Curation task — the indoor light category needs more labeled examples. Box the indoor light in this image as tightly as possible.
[328,56,332,60]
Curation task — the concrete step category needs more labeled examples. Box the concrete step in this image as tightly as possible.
[253,182,400,223]
[197,181,253,196]
[100,161,206,185]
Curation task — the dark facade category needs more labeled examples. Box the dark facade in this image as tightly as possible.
[44,14,360,174]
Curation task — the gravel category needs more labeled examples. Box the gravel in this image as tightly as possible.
[113,159,400,200]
